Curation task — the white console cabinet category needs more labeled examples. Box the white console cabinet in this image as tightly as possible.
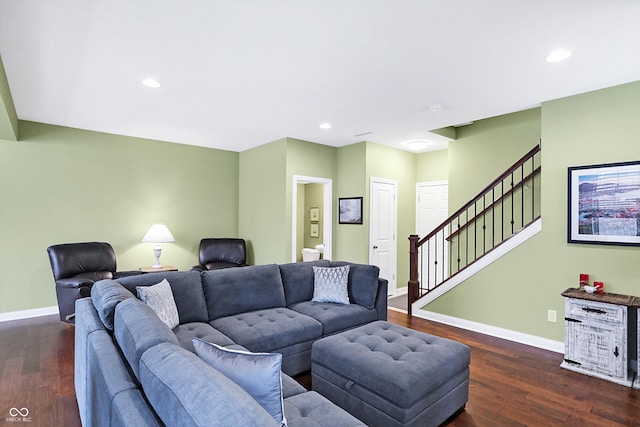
[561,288,638,387]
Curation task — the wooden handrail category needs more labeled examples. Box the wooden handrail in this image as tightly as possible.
[418,143,540,247]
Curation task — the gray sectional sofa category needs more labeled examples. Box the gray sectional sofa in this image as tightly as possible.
[75,260,388,427]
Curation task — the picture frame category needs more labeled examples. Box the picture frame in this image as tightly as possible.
[568,160,640,246]
[338,197,363,224]
[310,207,319,222]
[310,223,319,237]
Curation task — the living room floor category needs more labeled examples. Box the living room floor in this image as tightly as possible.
[1,310,639,426]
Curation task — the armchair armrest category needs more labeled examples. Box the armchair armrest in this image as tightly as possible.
[55,277,95,289]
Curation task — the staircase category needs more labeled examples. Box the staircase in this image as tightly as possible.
[408,144,542,315]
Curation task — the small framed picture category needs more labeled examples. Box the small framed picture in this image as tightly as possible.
[310,207,319,222]
[339,197,363,224]
[310,223,319,237]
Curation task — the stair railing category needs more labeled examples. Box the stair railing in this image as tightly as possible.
[408,143,541,314]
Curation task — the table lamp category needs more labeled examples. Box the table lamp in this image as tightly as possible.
[141,223,175,268]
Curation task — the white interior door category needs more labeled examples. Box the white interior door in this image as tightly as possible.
[416,181,448,287]
[370,178,397,295]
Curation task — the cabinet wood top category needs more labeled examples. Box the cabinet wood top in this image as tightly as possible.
[562,288,640,307]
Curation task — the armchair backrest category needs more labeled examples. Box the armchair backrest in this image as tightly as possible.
[199,238,246,268]
[47,242,117,280]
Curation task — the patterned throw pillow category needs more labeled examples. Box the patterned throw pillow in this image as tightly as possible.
[312,265,350,305]
[192,339,287,427]
[136,279,179,329]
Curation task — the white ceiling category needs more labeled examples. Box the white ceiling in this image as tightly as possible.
[1,0,640,153]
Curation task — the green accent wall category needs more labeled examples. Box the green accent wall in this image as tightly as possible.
[367,142,417,290]
[0,55,18,141]
[424,82,640,342]
[0,121,239,314]
[416,149,448,182]
[238,139,287,264]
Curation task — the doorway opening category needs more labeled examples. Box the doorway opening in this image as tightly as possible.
[292,175,332,262]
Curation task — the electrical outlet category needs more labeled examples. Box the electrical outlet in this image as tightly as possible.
[547,309,557,323]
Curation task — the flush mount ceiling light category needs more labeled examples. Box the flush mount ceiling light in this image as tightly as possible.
[405,140,431,151]
[142,78,162,88]
[319,123,332,129]
[545,49,572,63]
[428,104,443,112]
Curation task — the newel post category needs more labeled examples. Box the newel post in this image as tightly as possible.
[408,234,420,316]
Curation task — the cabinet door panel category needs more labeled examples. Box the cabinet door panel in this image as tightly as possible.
[565,321,626,379]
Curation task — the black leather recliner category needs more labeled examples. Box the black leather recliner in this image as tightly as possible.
[191,238,248,271]
[47,242,144,323]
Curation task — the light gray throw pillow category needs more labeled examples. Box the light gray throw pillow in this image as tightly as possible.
[136,279,179,329]
[312,265,350,305]
[192,338,286,427]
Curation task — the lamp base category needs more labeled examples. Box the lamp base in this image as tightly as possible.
[152,246,163,269]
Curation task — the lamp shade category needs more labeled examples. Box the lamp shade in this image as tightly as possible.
[141,224,175,243]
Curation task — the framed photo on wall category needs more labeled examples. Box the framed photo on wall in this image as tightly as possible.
[310,207,319,222]
[338,197,363,224]
[568,160,640,246]
[310,223,319,237]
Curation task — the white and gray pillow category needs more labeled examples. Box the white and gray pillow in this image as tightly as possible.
[312,265,350,305]
[136,279,179,329]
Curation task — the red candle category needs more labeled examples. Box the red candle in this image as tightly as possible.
[594,281,604,294]
[579,273,589,287]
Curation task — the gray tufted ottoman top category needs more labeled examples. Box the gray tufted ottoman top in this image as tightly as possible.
[312,320,470,408]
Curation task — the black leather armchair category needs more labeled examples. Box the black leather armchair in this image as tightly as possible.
[47,242,144,323]
[191,238,248,271]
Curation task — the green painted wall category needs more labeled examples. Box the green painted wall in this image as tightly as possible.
[424,83,640,342]
[336,142,368,262]
[449,108,541,209]
[367,142,417,290]
[0,121,239,314]
[416,149,448,183]
[303,183,323,250]
[0,55,18,141]
[238,139,287,264]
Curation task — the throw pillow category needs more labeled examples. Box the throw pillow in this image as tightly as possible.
[312,265,350,305]
[136,279,179,329]
[192,338,287,427]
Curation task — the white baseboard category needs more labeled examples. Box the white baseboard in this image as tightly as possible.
[413,308,564,354]
[0,306,59,323]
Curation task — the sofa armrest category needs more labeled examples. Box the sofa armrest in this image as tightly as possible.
[374,278,388,321]
[190,264,206,272]
[113,270,146,279]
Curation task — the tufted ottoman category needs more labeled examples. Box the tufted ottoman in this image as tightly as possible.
[311,321,470,427]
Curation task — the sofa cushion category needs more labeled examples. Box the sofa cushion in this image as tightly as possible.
[202,264,286,320]
[211,307,322,353]
[90,279,135,330]
[136,279,180,329]
[193,339,286,426]
[117,271,208,323]
[140,342,279,427]
[284,391,366,426]
[312,265,350,305]
[113,298,180,382]
[289,301,378,335]
[331,262,380,309]
[279,260,330,306]
[173,322,238,353]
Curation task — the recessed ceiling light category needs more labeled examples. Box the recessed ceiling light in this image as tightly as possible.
[405,140,431,151]
[428,104,443,112]
[320,123,332,129]
[545,49,572,63]
[142,78,162,88]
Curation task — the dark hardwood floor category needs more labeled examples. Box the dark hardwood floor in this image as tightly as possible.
[2,311,639,426]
